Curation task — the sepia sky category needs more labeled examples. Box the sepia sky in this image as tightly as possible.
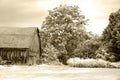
[0,0,120,35]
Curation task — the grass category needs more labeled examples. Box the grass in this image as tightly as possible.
[67,57,120,68]
[0,64,120,80]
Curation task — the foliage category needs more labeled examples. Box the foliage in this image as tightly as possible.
[101,9,120,61]
[95,42,120,62]
[73,36,101,58]
[41,43,60,64]
[40,30,68,64]
[41,5,89,64]
[102,9,120,54]
[39,30,51,52]
[67,57,115,68]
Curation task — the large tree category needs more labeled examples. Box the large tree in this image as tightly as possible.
[41,5,89,63]
[102,9,120,53]
[101,9,120,61]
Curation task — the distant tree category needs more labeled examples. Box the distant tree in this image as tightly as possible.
[42,5,89,63]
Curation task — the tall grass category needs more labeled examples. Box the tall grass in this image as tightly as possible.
[67,57,119,68]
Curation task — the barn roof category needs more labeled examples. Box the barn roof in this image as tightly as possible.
[0,27,39,48]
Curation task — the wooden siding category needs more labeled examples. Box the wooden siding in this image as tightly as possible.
[0,48,38,65]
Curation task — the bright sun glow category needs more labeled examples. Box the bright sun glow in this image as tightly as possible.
[80,1,101,18]
[86,20,109,34]
[66,0,101,18]
[37,0,57,10]
[67,0,108,34]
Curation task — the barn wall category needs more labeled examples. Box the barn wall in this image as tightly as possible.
[0,48,29,64]
[0,33,41,65]
[29,29,41,64]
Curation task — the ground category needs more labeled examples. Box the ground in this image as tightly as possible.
[0,64,120,80]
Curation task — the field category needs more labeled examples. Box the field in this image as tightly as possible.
[0,64,120,80]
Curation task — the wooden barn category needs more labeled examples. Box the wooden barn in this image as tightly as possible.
[0,27,41,65]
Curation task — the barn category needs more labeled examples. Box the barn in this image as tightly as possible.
[0,27,41,65]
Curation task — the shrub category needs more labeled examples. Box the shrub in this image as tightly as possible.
[96,43,120,62]
[41,43,61,64]
[67,57,115,68]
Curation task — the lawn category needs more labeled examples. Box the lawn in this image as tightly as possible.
[0,64,120,80]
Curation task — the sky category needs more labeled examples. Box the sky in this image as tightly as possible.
[0,0,120,35]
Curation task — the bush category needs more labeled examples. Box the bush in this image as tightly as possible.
[67,57,115,68]
[41,43,61,64]
[96,43,120,62]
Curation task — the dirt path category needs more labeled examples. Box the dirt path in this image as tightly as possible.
[0,65,120,80]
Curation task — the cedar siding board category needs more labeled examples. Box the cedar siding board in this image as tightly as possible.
[0,27,41,65]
